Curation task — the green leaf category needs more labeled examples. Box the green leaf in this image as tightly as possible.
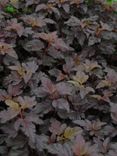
[113,11,117,15]
[106,0,113,5]
[4,5,17,14]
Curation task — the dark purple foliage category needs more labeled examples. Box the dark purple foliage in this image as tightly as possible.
[0,0,117,156]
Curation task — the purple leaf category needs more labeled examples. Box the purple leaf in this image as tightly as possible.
[52,98,70,112]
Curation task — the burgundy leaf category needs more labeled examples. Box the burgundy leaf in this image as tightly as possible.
[52,98,70,112]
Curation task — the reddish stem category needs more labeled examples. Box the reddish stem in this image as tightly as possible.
[19,109,28,128]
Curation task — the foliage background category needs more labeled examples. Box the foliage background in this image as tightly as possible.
[0,0,117,155]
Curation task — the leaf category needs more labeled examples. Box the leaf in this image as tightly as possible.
[0,146,7,155]
[73,71,89,85]
[68,71,89,87]
[73,135,98,156]
[10,0,19,8]
[0,0,9,7]
[21,120,36,143]
[110,103,117,123]
[25,0,40,6]
[23,27,33,37]
[4,71,22,85]
[41,77,57,94]
[23,39,44,52]
[90,90,113,103]
[34,31,58,45]
[4,5,17,14]
[0,42,18,59]
[83,59,101,72]
[63,57,74,74]
[15,118,36,143]
[98,42,116,55]
[9,63,25,77]
[56,82,73,95]
[65,16,81,26]
[52,98,70,112]
[9,61,38,83]
[6,18,24,37]
[96,21,112,36]
[22,15,55,27]
[44,18,55,24]
[16,96,36,110]
[35,3,60,16]
[22,61,38,83]
[34,31,72,51]
[35,4,48,12]
[36,135,49,152]
[0,89,8,101]
[49,119,66,135]
[21,15,46,27]
[47,143,73,156]
[24,113,43,125]
[79,86,95,99]
[6,136,29,156]
[0,108,20,123]
[5,99,20,111]
[97,137,110,154]
[33,101,52,115]
[68,80,81,87]
[7,83,23,97]
[1,124,17,138]
[90,94,102,101]
[57,127,82,141]
[8,147,29,156]
[89,120,106,134]
[88,36,101,46]
[70,0,84,5]
[106,69,117,85]
[53,38,72,52]
[73,120,86,127]
[96,80,111,89]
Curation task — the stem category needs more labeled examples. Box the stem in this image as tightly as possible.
[19,109,28,128]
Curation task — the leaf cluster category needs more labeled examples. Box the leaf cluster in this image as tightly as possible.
[0,0,117,156]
